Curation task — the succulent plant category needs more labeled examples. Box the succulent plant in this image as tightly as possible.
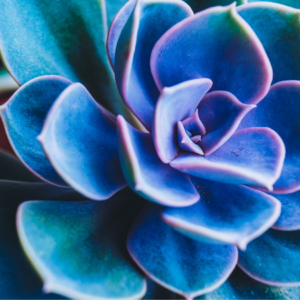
[0,0,299,299]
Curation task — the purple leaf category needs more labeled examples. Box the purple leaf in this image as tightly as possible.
[177,121,204,156]
[151,3,272,105]
[114,0,193,130]
[117,115,199,207]
[153,78,212,163]
[198,91,255,156]
[171,127,285,190]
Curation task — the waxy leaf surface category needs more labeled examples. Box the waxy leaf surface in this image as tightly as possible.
[238,229,300,286]
[39,83,126,200]
[151,4,272,105]
[17,189,147,300]
[1,76,71,186]
[114,0,193,130]
[127,204,238,299]
[171,128,285,190]
[162,178,281,250]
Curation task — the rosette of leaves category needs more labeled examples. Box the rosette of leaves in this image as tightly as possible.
[0,0,300,299]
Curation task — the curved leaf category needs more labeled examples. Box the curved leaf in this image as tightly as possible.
[39,83,127,200]
[127,204,238,299]
[162,177,281,250]
[238,2,300,83]
[117,115,199,207]
[238,229,300,286]
[0,0,136,125]
[114,0,193,130]
[171,127,285,191]
[17,188,147,300]
[0,76,71,186]
[239,81,300,193]
[151,3,272,105]
[153,78,212,163]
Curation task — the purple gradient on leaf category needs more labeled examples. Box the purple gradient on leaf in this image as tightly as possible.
[114,0,193,130]
[117,115,199,207]
[182,108,206,136]
[153,78,212,163]
[177,121,204,156]
[151,3,272,105]
[171,127,285,190]
[198,91,255,156]
[239,80,300,194]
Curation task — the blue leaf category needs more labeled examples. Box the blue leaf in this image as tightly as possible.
[239,80,300,193]
[238,229,300,286]
[0,76,71,186]
[39,82,127,200]
[162,177,281,250]
[183,0,246,13]
[198,266,300,299]
[127,204,238,298]
[272,191,300,231]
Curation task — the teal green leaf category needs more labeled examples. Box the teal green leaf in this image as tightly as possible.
[0,0,138,127]
[0,180,84,299]
[17,189,147,299]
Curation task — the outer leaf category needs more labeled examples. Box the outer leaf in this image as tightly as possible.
[39,83,127,200]
[127,204,238,299]
[238,2,300,84]
[162,177,281,250]
[151,3,272,105]
[0,180,84,299]
[199,266,300,300]
[171,128,285,191]
[117,115,199,207]
[183,0,246,13]
[17,188,147,300]
[0,0,136,126]
[272,191,300,231]
[0,76,71,186]
[239,81,300,193]
[238,229,300,286]
[114,0,193,130]
[153,78,212,163]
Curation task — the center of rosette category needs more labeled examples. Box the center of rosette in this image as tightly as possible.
[177,109,206,156]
